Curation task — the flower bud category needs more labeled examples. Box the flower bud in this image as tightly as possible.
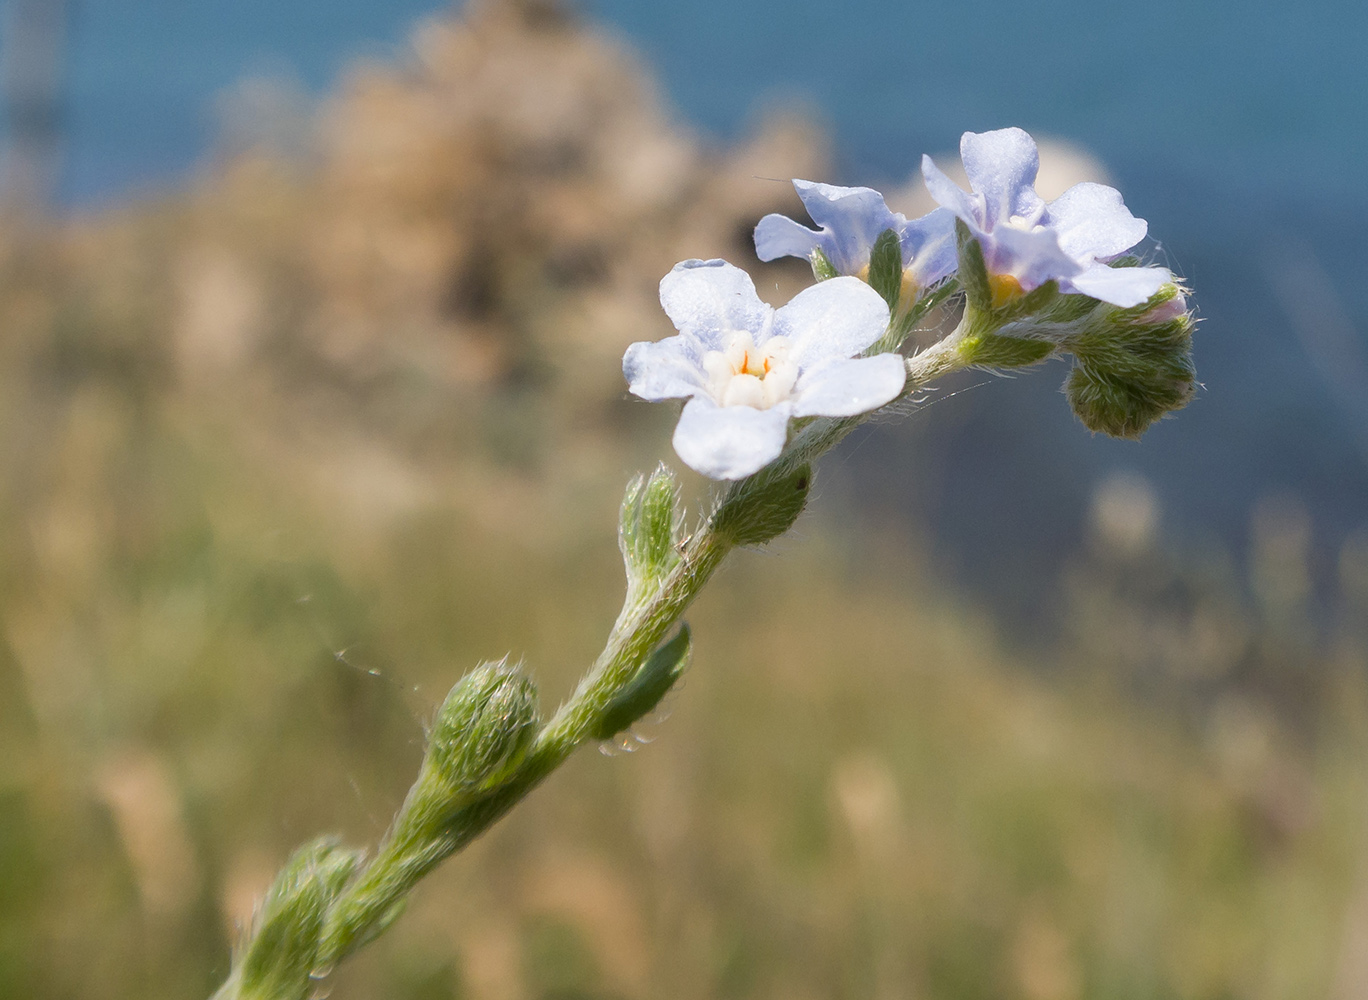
[620,465,681,588]
[712,461,812,547]
[238,839,361,1000]
[1063,284,1196,438]
[428,662,539,793]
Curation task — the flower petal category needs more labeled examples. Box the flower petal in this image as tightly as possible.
[672,397,792,480]
[901,207,959,286]
[658,259,771,354]
[623,336,708,401]
[1047,182,1148,262]
[1066,264,1171,308]
[988,224,1082,288]
[921,154,982,225]
[754,213,824,263]
[792,180,901,274]
[791,354,907,418]
[770,276,890,370]
[960,127,1043,224]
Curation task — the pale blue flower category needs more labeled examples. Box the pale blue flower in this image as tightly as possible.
[624,259,904,480]
[754,180,957,291]
[921,128,1170,308]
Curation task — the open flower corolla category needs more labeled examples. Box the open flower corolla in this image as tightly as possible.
[921,127,1169,308]
[754,180,957,292]
[623,259,903,480]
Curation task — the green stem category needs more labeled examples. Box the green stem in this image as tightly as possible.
[317,492,737,968]
[223,324,976,996]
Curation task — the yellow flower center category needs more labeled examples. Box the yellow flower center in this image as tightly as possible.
[702,332,798,409]
[855,264,918,312]
[988,273,1024,308]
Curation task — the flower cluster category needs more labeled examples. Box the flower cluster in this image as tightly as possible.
[624,127,1194,482]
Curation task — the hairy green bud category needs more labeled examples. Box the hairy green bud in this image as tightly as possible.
[867,228,904,312]
[236,839,360,1000]
[593,624,691,740]
[619,465,681,590]
[1063,284,1197,438]
[713,461,812,546]
[429,661,540,794]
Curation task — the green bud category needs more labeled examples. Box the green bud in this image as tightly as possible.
[809,247,838,282]
[955,219,992,312]
[592,624,691,740]
[1063,285,1197,438]
[238,839,361,1000]
[428,661,539,794]
[712,461,812,547]
[619,465,681,588]
[866,228,904,312]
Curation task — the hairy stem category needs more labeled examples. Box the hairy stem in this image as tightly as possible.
[216,318,974,999]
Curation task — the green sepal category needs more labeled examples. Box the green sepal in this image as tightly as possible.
[238,839,362,1000]
[962,334,1056,369]
[955,219,991,311]
[866,228,903,311]
[809,247,839,282]
[995,279,1060,323]
[428,661,539,794]
[1043,291,1101,324]
[592,624,692,740]
[713,461,813,547]
[619,465,681,588]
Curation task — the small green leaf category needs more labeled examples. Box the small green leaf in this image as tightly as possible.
[809,247,839,282]
[867,228,903,311]
[593,624,692,740]
[955,219,991,311]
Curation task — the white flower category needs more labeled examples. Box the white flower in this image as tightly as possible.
[754,180,957,291]
[922,127,1170,308]
[623,259,904,480]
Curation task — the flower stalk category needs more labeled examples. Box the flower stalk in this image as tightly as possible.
[211,124,1198,999]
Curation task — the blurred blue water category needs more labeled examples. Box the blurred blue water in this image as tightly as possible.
[10,0,1368,611]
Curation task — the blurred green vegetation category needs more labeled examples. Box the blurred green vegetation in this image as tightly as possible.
[2,3,1367,999]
